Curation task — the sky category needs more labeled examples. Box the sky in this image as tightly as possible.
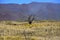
[0,0,60,4]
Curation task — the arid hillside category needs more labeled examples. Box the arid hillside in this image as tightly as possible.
[0,2,60,21]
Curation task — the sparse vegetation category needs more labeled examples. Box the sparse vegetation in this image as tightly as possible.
[28,15,35,24]
[0,20,60,40]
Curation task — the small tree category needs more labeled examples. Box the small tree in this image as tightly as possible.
[28,15,35,24]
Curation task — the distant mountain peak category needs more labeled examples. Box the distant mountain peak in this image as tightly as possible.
[0,2,60,21]
[29,2,60,5]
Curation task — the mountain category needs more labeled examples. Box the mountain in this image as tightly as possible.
[0,2,60,21]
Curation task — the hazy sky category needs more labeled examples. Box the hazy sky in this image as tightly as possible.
[0,0,60,4]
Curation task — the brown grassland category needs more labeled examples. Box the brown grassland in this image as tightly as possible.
[0,20,60,40]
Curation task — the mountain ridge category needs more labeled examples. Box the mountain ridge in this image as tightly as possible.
[0,2,60,21]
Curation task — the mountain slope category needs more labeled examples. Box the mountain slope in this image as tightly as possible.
[0,2,60,21]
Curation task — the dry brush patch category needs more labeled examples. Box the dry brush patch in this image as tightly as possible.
[0,21,60,40]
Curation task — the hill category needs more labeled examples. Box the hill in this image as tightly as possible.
[0,2,60,21]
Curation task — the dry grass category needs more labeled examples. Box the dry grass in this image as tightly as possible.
[0,20,60,40]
